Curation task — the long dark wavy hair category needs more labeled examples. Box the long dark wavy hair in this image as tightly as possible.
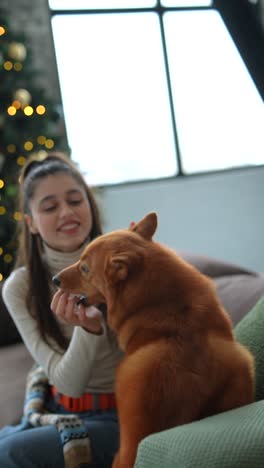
[14,151,103,351]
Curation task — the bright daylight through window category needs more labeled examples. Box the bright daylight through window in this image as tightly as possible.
[50,0,264,186]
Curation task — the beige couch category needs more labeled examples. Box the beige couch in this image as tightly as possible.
[1,252,264,428]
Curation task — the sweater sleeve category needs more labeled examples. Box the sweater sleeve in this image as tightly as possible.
[2,268,121,397]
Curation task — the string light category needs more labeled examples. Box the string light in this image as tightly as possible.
[0,248,3,255]
[24,105,34,116]
[0,206,6,215]
[13,211,22,221]
[14,62,23,71]
[24,141,33,151]
[7,106,17,116]
[45,139,54,149]
[36,105,46,115]
[0,180,4,189]
[37,135,46,145]
[4,60,13,71]
[38,150,48,160]
[17,156,26,166]
[14,89,31,106]
[0,274,3,283]
[8,42,27,61]
[4,254,13,264]
[12,100,21,109]
[7,144,16,153]
[0,26,6,36]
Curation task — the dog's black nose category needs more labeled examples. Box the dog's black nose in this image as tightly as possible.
[52,275,61,287]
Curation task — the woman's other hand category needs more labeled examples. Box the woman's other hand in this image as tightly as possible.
[51,289,103,335]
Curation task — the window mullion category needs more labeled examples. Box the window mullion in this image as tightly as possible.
[158,10,183,175]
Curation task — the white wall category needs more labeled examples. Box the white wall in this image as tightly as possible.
[100,166,264,272]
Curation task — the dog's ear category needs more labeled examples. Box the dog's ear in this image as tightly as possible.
[105,252,141,284]
[130,212,157,240]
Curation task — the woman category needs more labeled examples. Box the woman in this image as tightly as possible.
[0,152,123,468]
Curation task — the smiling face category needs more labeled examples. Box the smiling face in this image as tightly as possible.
[25,173,93,252]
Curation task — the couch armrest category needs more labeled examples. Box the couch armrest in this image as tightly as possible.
[135,401,264,468]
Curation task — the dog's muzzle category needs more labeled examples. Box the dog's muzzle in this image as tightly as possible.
[52,276,89,306]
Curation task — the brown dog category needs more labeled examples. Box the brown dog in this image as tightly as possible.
[54,212,255,468]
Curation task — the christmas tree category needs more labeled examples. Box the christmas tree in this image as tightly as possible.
[0,7,68,282]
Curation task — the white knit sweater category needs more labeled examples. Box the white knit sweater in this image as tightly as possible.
[2,244,123,397]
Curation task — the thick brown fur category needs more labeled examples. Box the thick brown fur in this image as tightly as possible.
[55,212,255,468]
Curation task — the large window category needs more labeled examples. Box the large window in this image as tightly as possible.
[49,0,264,186]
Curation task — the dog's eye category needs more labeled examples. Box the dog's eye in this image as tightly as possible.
[81,264,89,274]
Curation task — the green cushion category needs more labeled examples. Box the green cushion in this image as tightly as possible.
[234,296,264,401]
[135,401,264,468]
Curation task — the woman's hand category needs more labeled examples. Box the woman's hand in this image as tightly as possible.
[51,289,103,335]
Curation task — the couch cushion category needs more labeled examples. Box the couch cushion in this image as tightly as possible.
[215,274,264,325]
[180,252,255,278]
[234,296,264,401]
[180,252,264,326]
